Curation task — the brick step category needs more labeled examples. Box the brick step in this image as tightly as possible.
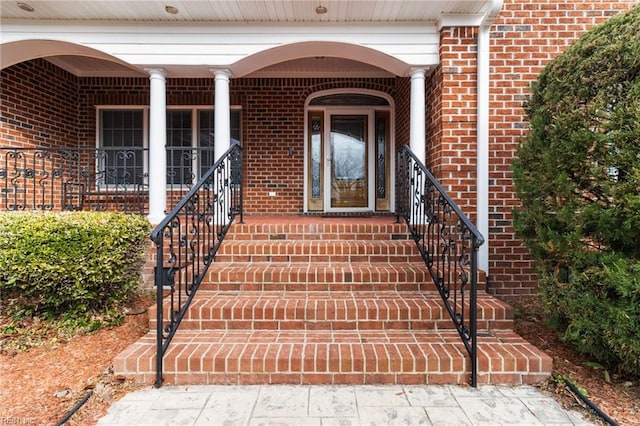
[113,329,552,386]
[119,216,540,388]
[214,240,423,263]
[226,217,410,241]
[149,291,513,332]
[202,263,442,292]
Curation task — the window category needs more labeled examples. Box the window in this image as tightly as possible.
[98,107,241,188]
[99,109,146,187]
[166,108,242,187]
[198,110,215,180]
[166,110,193,186]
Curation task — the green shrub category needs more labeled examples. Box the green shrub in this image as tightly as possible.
[0,211,151,329]
[512,5,640,377]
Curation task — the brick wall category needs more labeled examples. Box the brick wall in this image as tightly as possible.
[0,59,79,210]
[426,68,443,170]
[393,77,411,149]
[429,27,479,217]
[486,0,639,297]
[0,59,78,149]
[77,76,150,147]
[237,78,305,214]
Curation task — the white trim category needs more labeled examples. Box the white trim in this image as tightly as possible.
[95,105,149,149]
[1,22,439,76]
[437,14,485,30]
[476,0,503,273]
[304,89,395,110]
[477,25,490,273]
[482,0,505,26]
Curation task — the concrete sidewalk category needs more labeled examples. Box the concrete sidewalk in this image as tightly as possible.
[96,384,593,425]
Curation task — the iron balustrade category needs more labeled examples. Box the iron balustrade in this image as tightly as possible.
[151,142,242,388]
[165,146,217,190]
[396,145,485,387]
[0,146,149,214]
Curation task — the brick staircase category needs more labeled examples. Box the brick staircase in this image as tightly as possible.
[113,216,552,386]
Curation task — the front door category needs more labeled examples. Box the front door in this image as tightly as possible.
[330,115,368,209]
[306,101,391,213]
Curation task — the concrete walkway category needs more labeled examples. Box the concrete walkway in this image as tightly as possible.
[96,384,593,425]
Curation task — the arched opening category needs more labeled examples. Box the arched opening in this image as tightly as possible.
[231,41,410,78]
[0,39,142,75]
[304,90,394,213]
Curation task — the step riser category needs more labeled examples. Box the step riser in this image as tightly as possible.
[114,330,552,386]
[215,254,425,263]
[226,223,410,242]
[205,267,432,288]
[152,319,511,332]
[227,234,411,241]
[199,270,485,292]
[215,241,423,264]
[198,282,436,292]
[149,295,513,331]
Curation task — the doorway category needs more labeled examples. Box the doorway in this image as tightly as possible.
[306,92,392,213]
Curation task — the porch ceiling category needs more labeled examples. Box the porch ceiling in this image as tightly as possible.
[2,1,495,23]
[1,0,501,78]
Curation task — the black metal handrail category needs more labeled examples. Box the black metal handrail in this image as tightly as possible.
[396,145,485,387]
[151,142,242,388]
[165,146,218,192]
[0,146,149,214]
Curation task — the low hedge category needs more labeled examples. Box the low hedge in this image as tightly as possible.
[0,211,151,327]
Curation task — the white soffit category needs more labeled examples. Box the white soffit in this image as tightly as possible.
[1,1,495,23]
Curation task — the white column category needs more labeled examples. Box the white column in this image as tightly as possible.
[410,68,426,164]
[212,69,232,161]
[146,68,167,224]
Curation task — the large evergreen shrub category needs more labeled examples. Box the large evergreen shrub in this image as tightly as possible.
[0,212,151,329]
[512,5,640,377]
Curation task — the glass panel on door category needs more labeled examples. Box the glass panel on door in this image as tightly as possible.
[375,111,390,211]
[330,115,368,208]
[307,112,324,211]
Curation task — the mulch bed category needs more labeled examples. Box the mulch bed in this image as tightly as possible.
[1,295,638,425]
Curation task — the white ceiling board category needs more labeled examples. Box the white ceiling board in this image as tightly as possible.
[1,1,494,23]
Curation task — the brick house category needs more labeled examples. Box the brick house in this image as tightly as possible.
[1,0,637,386]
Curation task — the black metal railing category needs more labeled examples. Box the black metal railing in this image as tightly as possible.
[0,147,148,214]
[151,142,242,388]
[396,145,485,387]
[166,146,218,192]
